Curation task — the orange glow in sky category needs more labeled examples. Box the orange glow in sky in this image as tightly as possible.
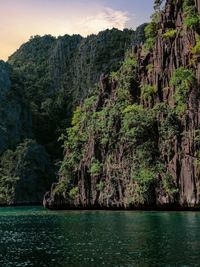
[0,0,153,61]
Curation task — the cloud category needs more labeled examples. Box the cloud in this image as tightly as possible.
[0,4,130,60]
[77,8,130,36]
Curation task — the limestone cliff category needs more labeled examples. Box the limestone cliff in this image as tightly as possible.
[44,0,200,209]
[136,0,200,206]
[8,27,145,158]
[1,26,145,205]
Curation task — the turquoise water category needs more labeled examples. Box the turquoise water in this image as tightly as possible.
[0,207,200,266]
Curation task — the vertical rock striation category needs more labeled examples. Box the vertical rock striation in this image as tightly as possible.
[137,0,200,206]
[44,0,200,210]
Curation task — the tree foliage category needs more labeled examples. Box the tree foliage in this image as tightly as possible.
[8,28,145,159]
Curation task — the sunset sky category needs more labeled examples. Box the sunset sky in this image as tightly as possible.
[0,0,154,61]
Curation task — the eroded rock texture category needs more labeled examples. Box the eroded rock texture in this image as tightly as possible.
[137,0,200,206]
[44,0,200,210]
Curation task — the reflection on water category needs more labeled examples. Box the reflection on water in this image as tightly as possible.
[0,206,200,266]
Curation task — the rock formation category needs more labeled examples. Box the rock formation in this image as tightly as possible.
[137,0,200,206]
[0,27,146,205]
[44,0,200,210]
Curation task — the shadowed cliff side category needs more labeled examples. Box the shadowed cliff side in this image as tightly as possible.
[0,62,53,205]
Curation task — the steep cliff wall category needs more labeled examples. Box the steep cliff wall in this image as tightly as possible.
[0,26,146,205]
[44,0,200,209]
[9,28,145,158]
[137,0,200,206]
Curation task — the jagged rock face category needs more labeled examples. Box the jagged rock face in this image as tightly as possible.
[137,0,200,206]
[43,75,160,210]
[0,27,145,206]
[0,61,32,154]
[44,0,200,210]
[195,0,200,13]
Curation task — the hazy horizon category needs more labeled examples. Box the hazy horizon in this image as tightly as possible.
[0,0,154,61]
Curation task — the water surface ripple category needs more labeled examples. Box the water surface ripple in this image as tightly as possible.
[0,206,200,266]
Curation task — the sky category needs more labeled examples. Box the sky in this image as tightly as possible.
[0,0,154,61]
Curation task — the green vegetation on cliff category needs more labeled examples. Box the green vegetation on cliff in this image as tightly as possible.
[170,67,195,113]
[0,27,146,205]
[183,0,200,29]
[44,0,200,209]
[2,0,200,208]
[0,139,53,204]
[8,27,146,159]
[52,53,180,207]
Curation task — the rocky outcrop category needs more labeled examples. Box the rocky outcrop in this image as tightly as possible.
[44,0,200,210]
[0,26,146,206]
[137,0,200,206]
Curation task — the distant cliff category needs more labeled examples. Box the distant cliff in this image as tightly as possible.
[44,0,200,210]
[8,27,146,159]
